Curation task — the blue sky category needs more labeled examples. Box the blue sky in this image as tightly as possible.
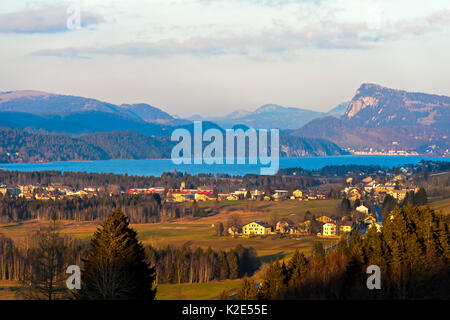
[1,0,450,117]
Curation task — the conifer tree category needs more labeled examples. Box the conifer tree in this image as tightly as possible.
[237,275,258,300]
[415,187,428,206]
[287,249,308,286]
[78,207,156,300]
[227,250,239,279]
[260,261,287,299]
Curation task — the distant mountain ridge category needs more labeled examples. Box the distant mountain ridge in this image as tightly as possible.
[344,83,450,129]
[0,90,188,126]
[194,103,328,129]
[292,83,450,156]
[2,84,447,158]
[0,111,174,136]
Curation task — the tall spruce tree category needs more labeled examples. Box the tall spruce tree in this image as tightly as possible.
[237,275,258,300]
[287,249,308,286]
[78,207,156,300]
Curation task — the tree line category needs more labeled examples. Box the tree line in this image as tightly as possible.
[0,193,164,223]
[146,245,260,285]
[0,208,261,299]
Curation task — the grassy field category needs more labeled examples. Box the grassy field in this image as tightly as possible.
[156,279,243,300]
[0,281,22,300]
[0,199,340,256]
[1,197,449,300]
[429,197,450,215]
[0,199,341,300]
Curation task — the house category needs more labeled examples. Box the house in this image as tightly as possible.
[25,193,34,200]
[362,176,373,184]
[19,185,36,194]
[292,189,303,199]
[363,215,377,225]
[226,194,239,201]
[228,226,241,237]
[251,189,263,199]
[242,221,272,236]
[75,190,88,197]
[35,193,54,200]
[0,187,20,196]
[171,193,195,202]
[195,193,216,201]
[275,219,294,234]
[322,223,337,236]
[389,189,408,201]
[128,187,165,195]
[233,188,248,197]
[339,221,353,234]
[317,215,335,224]
[356,205,369,214]
[347,188,361,201]
[393,174,405,181]
[273,190,288,201]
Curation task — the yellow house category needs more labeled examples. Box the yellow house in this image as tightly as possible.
[75,190,88,196]
[242,221,272,236]
[339,222,353,234]
[347,188,361,201]
[389,190,407,201]
[322,223,337,236]
[317,215,335,224]
[363,215,377,225]
[194,193,216,201]
[362,177,373,184]
[226,194,239,201]
[172,193,195,202]
[356,205,369,214]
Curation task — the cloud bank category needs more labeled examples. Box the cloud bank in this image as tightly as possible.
[0,5,104,33]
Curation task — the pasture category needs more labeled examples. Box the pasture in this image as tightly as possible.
[0,199,341,300]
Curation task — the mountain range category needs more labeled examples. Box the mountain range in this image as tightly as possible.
[0,90,189,126]
[292,83,449,156]
[188,103,348,130]
[0,83,449,162]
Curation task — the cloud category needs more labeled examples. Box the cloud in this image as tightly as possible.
[29,8,450,58]
[196,0,324,6]
[0,5,104,33]
[30,29,368,59]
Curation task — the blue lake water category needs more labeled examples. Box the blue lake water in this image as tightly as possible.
[0,156,449,177]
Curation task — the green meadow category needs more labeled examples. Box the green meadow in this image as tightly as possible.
[0,199,342,300]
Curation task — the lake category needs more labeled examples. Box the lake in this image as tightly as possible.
[0,156,449,177]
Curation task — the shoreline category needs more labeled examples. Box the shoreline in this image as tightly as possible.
[1,153,449,166]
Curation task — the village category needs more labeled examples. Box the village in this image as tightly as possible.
[0,183,102,200]
[0,168,422,240]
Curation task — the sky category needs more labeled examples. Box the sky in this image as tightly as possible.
[1,0,450,117]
